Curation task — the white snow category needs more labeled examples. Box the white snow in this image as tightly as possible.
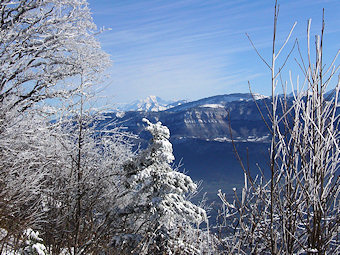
[24,229,43,242]
[306,248,319,253]
[116,111,125,118]
[117,95,184,112]
[143,118,174,163]
[213,137,233,142]
[32,243,47,255]
[209,135,270,143]
[199,104,225,108]
[252,93,269,100]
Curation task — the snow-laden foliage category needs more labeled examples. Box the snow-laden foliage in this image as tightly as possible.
[21,229,48,255]
[35,49,131,253]
[0,0,125,253]
[40,111,134,254]
[0,100,135,254]
[0,110,59,251]
[217,6,340,254]
[0,0,109,115]
[117,119,210,254]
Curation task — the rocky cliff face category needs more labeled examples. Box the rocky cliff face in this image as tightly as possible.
[105,93,272,143]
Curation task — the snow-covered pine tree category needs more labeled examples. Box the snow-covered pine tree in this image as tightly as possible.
[119,118,208,254]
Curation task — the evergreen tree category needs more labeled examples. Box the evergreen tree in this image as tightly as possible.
[120,118,208,254]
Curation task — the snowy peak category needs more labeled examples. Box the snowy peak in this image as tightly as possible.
[114,93,269,113]
[166,93,269,112]
[107,92,273,142]
[252,93,269,100]
[135,95,165,112]
[116,96,187,112]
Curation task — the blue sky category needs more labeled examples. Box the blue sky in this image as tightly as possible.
[88,0,340,104]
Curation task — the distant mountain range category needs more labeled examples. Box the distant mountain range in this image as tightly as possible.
[114,95,187,112]
[104,91,338,215]
[108,93,272,142]
[114,93,269,113]
[114,89,339,113]
[102,93,275,206]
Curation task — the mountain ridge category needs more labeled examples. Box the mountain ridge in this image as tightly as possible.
[114,93,269,113]
[115,95,187,112]
[106,93,272,143]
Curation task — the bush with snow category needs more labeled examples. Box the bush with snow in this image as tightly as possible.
[217,2,340,254]
[21,229,48,255]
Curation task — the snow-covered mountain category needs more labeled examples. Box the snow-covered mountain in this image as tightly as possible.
[105,93,272,142]
[166,93,269,112]
[115,95,187,112]
[114,93,268,113]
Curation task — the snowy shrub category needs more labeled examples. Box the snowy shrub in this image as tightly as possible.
[217,2,340,254]
[0,0,115,253]
[21,229,48,255]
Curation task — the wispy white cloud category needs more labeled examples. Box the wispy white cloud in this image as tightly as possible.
[89,0,340,103]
